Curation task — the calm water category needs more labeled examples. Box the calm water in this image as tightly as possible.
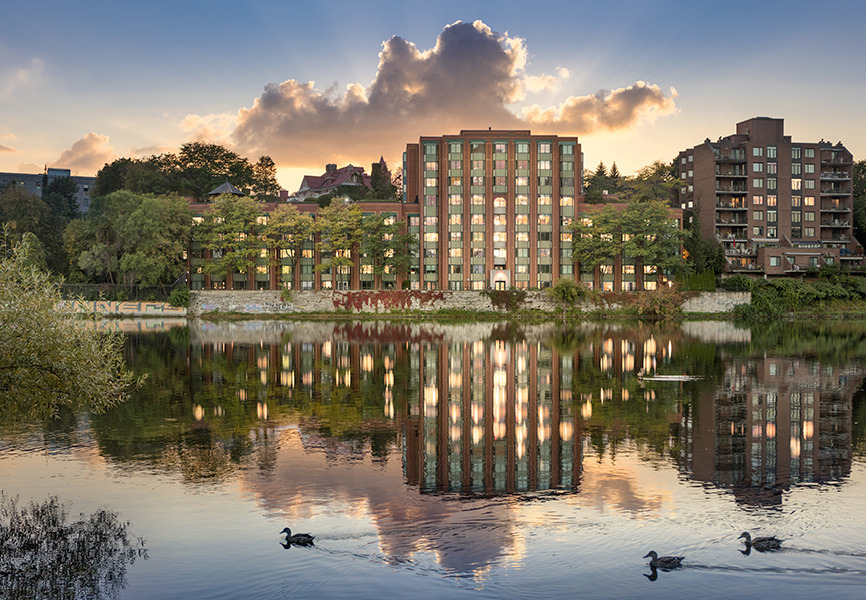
[3,319,866,599]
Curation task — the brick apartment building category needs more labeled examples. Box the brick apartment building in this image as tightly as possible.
[678,117,861,276]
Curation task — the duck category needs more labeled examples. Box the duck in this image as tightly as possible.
[281,527,315,546]
[643,551,684,570]
[738,531,782,552]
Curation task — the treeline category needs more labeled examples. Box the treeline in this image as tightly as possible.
[92,142,281,201]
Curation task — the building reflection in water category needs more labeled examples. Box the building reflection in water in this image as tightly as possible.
[187,321,858,503]
[682,355,860,506]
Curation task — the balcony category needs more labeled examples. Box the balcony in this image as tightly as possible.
[820,202,849,212]
[820,219,850,228]
[714,151,746,163]
[716,218,748,226]
[716,202,747,210]
[716,167,747,177]
[716,186,748,194]
[820,186,851,196]
[820,171,850,181]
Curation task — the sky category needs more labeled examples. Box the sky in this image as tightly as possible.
[2,0,865,192]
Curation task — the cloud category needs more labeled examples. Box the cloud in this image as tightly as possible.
[184,20,676,172]
[0,143,15,153]
[50,132,116,175]
[1,58,45,97]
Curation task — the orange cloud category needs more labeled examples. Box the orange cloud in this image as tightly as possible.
[186,20,677,172]
[50,132,115,175]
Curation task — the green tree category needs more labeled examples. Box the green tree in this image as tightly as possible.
[0,231,138,421]
[93,157,136,197]
[315,202,363,289]
[571,204,620,275]
[252,155,281,200]
[627,159,680,206]
[367,160,397,200]
[67,191,192,288]
[196,194,263,282]
[386,223,417,288]
[265,203,314,289]
[0,182,48,241]
[620,200,687,284]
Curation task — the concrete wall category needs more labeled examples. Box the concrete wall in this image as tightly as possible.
[62,300,187,317]
[188,290,751,316]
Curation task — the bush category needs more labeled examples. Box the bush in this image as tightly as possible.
[719,275,754,292]
[630,286,684,320]
[546,278,586,305]
[168,285,190,308]
[280,287,293,303]
[680,270,717,291]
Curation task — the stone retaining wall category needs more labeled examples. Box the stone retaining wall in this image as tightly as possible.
[188,290,750,315]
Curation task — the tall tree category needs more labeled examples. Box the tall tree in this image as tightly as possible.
[570,204,620,274]
[196,194,263,283]
[314,202,363,289]
[628,159,681,206]
[853,160,866,246]
[252,156,281,200]
[265,204,314,289]
[620,200,687,285]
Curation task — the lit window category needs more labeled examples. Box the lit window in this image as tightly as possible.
[449,194,463,205]
[472,194,484,205]
[752,195,764,205]
[538,142,552,154]
[538,195,551,205]
[471,214,484,225]
[792,179,802,190]
[449,214,462,226]
[516,195,528,205]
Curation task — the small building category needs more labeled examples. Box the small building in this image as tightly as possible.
[294,164,372,201]
[0,167,96,213]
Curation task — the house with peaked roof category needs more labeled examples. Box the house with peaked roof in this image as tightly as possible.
[294,164,372,201]
[208,181,245,197]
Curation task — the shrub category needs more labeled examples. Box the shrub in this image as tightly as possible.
[482,289,527,312]
[168,285,190,308]
[280,287,293,303]
[546,278,586,305]
[680,270,717,291]
[719,275,754,292]
[630,286,684,320]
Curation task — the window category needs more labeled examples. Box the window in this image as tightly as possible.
[493,214,507,227]
[424,216,438,226]
[516,142,529,153]
[449,248,462,258]
[516,264,528,274]
[753,210,764,221]
[470,142,484,154]
[516,160,529,170]
[538,215,551,225]
[516,176,528,186]
[424,232,438,242]
[493,196,506,208]
[792,147,801,160]
[471,160,484,170]
[450,231,462,242]
[492,142,505,153]
[767,162,777,175]
[516,214,529,225]
[805,212,815,222]
[767,195,777,207]
[804,163,815,174]
[449,142,462,153]
[791,163,802,175]
[495,159,507,170]
[450,176,461,186]
[792,196,802,208]
[471,264,484,274]
[425,161,437,171]
[804,179,815,189]
[538,160,551,170]
[561,144,574,155]
[753,146,764,157]
[472,176,484,186]
[792,212,802,223]
[805,227,815,237]
[538,264,551,274]
[767,210,777,223]
[538,142,552,154]
[561,196,574,206]
[449,265,462,275]
[804,196,815,206]
[768,146,777,159]
[792,178,802,191]
[767,227,777,238]
[425,177,438,188]
[425,144,438,156]
[538,248,551,257]
[753,178,764,188]
[471,214,484,225]
[538,176,551,186]
[516,195,528,205]
[472,194,484,205]
[767,178,777,190]
[449,160,461,170]
[516,232,529,241]
[752,195,764,205]
[449,214,462,226]
[561,232,572,242]
[449,194,462,205]
[770,256,780,267]
[493,231,507,242]
[409,216,420,227]
[538,195,551,206]
[753,162,764,173]
[425,195,436,205]
[493,247,507,258]
[753,226,763,236]
[538,231,552,241]
[804,148,815,158]
[472,247,483,256]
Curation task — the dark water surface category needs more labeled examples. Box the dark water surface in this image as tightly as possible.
[3,319,866,599]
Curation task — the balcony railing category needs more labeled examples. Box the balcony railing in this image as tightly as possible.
[716,186,748,194]
[820,220,850,228]
[716,202,747,209]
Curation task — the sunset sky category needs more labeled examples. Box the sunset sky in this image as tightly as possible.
[2,0,865,192]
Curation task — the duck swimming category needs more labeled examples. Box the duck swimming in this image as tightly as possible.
[643,551,684,570]
[281,527,315,546]
[738,531,782,552]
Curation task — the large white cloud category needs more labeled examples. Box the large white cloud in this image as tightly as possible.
[184,20,676,170]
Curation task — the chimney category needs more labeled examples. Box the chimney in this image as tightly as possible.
[325,163,337,173]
